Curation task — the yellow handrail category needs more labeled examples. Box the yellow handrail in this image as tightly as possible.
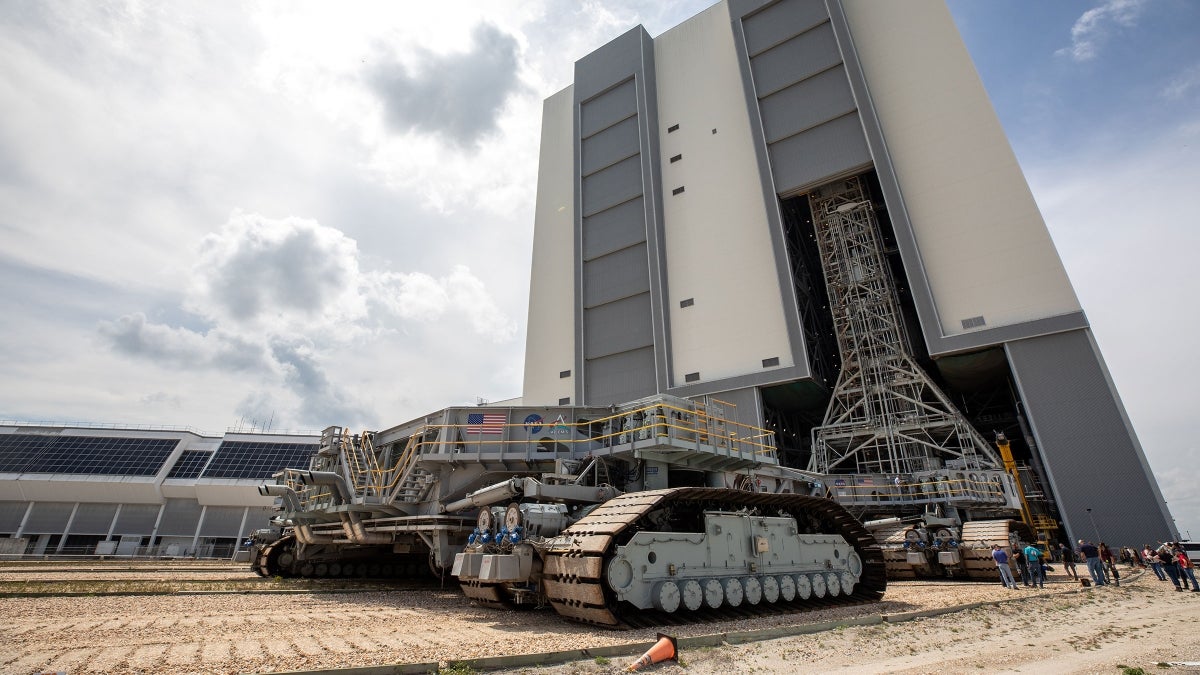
[337,402,783,493]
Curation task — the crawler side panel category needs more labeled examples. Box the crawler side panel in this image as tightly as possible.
[543,487,886,627]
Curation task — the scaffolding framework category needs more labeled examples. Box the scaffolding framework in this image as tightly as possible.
[807,177,1000,476]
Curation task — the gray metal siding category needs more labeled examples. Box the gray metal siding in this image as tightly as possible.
[0,501,26,532]
[767,112,871,194]
[581,115,641,176]
[24,502,73,533]
[112,503,160,535]
[578,79,637,137]
[157,498,204,537]
[581,155,644,216]
[583,244,651,308]
[199,506,244,538]
[583,197,647,259]
[759,66,857,143]
[584,293,654,359]
[748,23,842,96]
[1007,330,1175,545]
[741,0,829,56]
[585,347,657,405]
[69,503,119,534]
[575,25,666,406]
[733,1,870,198]
[704,387,765,429]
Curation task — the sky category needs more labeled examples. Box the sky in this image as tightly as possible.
[0,1,1196,537]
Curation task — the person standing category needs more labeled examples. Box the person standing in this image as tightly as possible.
[1023,543,1045,588]
[1175,544,1199,592]
[1014,546,1031,586]
[1144,544,1166,580]
[1157,544,1184,591]
[1099,543,1120,587]
[1059,542,1078,580]
[992,545,1018,589]
[1079,540,1106,586]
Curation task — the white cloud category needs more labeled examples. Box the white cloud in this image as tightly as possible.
[1056,0,1147,62]
[188,212,369,336]
[368,23,524,148]
[1163,63,1200,100]
[94,211,517,428]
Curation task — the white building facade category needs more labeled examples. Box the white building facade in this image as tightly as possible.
[0,424,316,557]
[522,0,1177,546]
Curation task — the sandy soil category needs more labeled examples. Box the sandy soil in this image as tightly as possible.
[519,572,1200,675]
[0,564,1195,674]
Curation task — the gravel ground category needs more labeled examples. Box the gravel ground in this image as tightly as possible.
[517,572,1200,675]
[1,564,1191,674]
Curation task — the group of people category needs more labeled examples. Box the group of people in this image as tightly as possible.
[1141,542,1199,592]
[990,542,1049,589]
[990,538,1197,591]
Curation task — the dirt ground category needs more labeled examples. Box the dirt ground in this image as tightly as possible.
[0,563,1196,674]
[517,572,1200,675]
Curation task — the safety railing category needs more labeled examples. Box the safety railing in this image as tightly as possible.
[317,401,780,499]
[825,474,1011,507]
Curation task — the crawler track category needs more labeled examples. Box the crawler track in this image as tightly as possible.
[253,534,430,579]
[542,488,886,627]
[959,519,1034,581]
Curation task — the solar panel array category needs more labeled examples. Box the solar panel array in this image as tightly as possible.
[166,450,212,479]
[201,440,316,479]
[0,434,179,476]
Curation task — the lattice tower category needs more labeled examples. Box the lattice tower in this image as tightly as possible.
[806,176,1000,475]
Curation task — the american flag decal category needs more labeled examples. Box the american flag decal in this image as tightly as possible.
[467,412,506,435]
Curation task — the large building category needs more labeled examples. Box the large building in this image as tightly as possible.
[0,424,315,557]
[522,0,1177,546]
[0,0,1179,557]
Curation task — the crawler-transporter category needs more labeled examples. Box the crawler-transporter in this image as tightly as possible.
[252,395,886,626]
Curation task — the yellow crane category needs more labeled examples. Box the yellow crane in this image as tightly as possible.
[995,432,1058,548]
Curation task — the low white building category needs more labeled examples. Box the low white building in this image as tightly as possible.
[0,423,316,557]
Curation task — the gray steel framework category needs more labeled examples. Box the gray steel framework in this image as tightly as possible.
[807,177,1000,476]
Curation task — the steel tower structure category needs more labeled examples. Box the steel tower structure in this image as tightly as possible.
[807,177,1001,476]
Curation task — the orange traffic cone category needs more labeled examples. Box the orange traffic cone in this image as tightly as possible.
[626,633,677,671]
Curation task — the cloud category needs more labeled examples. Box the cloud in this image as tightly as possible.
[188,212,368,334]
[367,23,522,148]
[95,211,517,428]
[369,265,518,342]
[98,313,269,372]
[1056,0,1146,62]
[271,340,361,425]
[1163,63,1200,100]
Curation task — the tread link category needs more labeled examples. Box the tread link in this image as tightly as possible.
[542,487,886,627]
[959,519,1034,581]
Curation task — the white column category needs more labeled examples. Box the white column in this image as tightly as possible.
[14,502,34,539]
[147,502,167,550]
[191,505,208,556]
[236,507,250,540]
[55,502,80,554]
[105,503,123,541]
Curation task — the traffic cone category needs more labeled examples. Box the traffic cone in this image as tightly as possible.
[627,633,677,671]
